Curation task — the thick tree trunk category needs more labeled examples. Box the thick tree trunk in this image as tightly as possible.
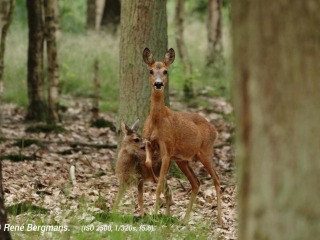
[206,0,222,69]
[233,1,320,239]
[118,0,168,143]
[26,0,46,121]
[174,0,193,99]
[0,0,15,118]
[44,0,60,124]
[0,2,14,239]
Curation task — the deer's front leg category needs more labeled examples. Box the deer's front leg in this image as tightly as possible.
[137,180,144,216]
[154,142,170,214]
[145,140,158,183]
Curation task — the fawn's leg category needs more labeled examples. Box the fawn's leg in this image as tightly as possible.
[198,152,222,225]
[112,183,127,213]
[176,161,200,224]
[163,179,173,216]
[137,180,144,216]
[145,141,158,183]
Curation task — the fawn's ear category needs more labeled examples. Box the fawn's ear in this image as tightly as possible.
[164,48,175,66]
[131,119,140,132]
[143,48,155,65]
[121,121,132,135]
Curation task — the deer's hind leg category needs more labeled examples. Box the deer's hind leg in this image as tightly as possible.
[198,151,222,225]
[112,183,127,213]
[137,180,145,216]
[175,161,200,224]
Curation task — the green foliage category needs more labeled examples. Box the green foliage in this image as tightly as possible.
[13,139,42,148]
[90,118,116,131]
[25,124,65,133]
[0,154,34,162]
[7,202,49,216]
[5,0,231,114]
[59,0,87,33]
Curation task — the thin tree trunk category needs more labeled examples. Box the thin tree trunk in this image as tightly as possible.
[0,1,14,238]
[44,0,60,124]
[26,0,46,121]
[174,0,193,99]
[86,0,96,29]
[233,0,320,239]
[118,0,168,145]
[92,58,100,119]
[206,0,222,69]
[95,0,106,31]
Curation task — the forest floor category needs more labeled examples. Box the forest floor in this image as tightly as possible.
[0,95,237,240]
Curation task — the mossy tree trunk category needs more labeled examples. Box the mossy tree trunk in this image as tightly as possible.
[44,0,60,124]
[26,0,46,121]
[174,0,193,100]
[118,0,168,144]
[233,0,320,239]
[0,1,14,239]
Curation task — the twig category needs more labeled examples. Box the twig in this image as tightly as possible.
[70,159,77,186]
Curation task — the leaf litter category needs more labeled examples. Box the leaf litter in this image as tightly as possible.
[1,95,237,239]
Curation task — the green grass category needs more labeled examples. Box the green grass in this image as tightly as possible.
[7,198,219,240]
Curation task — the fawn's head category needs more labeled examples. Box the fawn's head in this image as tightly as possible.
[120,120,144,154]
[143,48,175,91]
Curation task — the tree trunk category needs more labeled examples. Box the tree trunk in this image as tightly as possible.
[26,0,46,121]
[206,0,223,70]
[174,0,193,99]
[0,0,15,120]
[44,0,60,124]
[233,1,320,239]
[0,2,14,239]
[86,0,109,32]
[86,0,96,29]
[100,0,120,32]
[118,0,168,143]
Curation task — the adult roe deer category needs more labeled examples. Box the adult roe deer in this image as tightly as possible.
[112,120,173,216]
[142,48,222,225]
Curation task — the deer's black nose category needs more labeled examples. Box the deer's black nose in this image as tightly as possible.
[154,82,163,89]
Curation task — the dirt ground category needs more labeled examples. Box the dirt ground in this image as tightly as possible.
[0,97,237,239]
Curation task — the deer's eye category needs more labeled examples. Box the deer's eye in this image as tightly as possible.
[133,138,140,143]
[163,70,168,75]
[149,70,154,75]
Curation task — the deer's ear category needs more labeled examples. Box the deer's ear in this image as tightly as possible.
[164,48,175,66]
[121,121,132,135]
[143,48,155,65]
[131,119,140,132]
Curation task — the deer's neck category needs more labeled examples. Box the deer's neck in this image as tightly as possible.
[150,89,167,123]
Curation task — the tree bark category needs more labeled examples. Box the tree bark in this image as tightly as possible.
[44,0,60,124]
[174,0,193,99]
[0,2,14,239]
[206,0,222,69]
[118,0,168,143]
[26,0,46,121]
[233,1,320,239]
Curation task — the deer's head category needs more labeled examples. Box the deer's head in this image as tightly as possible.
[143,48,175,91]
[120,120,145,154]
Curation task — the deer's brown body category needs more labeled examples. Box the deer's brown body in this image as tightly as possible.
[143,48,222,225]
[112,121,172,216]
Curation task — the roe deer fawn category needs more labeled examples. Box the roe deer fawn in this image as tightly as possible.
[112,120,173,216]
[142,48,222,225]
